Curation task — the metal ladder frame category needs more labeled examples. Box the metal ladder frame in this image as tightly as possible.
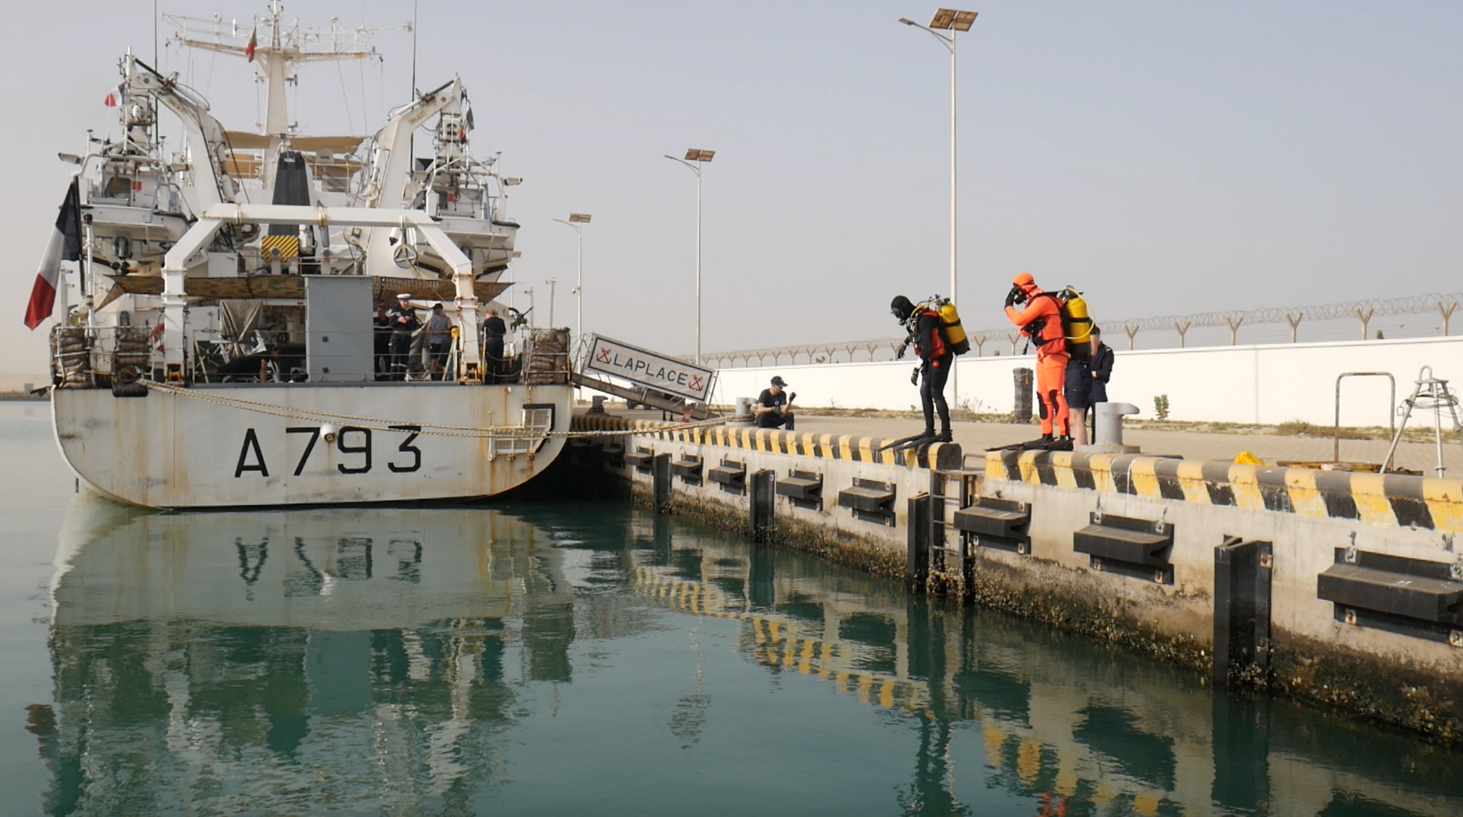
[930,467,982,598]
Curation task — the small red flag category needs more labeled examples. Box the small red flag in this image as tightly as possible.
[245,26,258,61]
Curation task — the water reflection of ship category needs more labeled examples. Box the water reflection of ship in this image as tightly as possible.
[612,515,1463,817]
[37,497,1463,816]
[41,493,575,813]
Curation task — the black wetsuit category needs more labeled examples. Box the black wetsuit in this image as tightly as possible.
[914,310,952,438]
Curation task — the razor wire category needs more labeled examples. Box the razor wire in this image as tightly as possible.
[696,292,1463,367]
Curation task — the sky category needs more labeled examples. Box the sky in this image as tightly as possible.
[1,0,1460,380]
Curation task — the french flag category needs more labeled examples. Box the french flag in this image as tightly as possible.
[24,180,82,330]
[103,82,125,108]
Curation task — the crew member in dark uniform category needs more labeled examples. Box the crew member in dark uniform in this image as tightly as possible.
[388,293,421,381]
[1088,326,1113,405]
[755,376,795,430]
[373,304,392,380]
[1087,325,1113,438]
[482,308,507,383]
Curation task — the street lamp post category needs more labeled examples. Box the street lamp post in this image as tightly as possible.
[900,8,976,403]
[546,278,557,328]
[554,213,592,356]
[500,175,522,318]
[664,148,716,365]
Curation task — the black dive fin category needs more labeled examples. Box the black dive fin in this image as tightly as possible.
[875,432,935,453]
[887,435,940,454]
[986,437,1051,453]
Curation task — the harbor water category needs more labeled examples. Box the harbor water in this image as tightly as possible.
[3,402,1463,816]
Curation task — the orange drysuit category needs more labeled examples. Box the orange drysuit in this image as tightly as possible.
[1005,273,1070,437]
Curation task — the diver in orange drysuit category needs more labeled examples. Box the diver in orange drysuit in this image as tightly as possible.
[1004,272,1071,448]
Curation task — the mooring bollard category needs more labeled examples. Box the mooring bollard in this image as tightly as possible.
[750,469,775,543]
[1013,368,1033,425]
[652,454,672,513]
[1088,401,1141,453]
[907,493,933,589]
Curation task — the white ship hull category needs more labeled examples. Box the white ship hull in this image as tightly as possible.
[52,382,571,509]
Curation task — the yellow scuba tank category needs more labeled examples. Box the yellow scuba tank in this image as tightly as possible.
[942,304,965,348]
[1060,287,1093,357]
[917,297,970,355]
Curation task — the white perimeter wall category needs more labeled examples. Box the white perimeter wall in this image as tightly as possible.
[706,336,1463,427]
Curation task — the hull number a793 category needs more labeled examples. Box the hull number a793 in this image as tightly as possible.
[235,426,423,478]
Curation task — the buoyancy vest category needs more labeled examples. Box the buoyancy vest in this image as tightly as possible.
[914,307,948,359]
[1021,294,1067,351]
[913,297,970,355]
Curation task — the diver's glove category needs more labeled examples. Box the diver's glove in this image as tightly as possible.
[1005,287,1020,308]
[895,340,908,360]
[911,366,921,386]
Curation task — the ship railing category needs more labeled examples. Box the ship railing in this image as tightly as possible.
[47,323,543,389]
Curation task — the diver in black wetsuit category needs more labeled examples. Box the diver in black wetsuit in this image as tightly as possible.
[892,295,952,443]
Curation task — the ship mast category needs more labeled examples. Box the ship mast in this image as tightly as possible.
[259,0,290,157]
[166,2,388,186]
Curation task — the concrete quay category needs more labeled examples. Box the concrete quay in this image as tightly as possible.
[570,407,1463,745]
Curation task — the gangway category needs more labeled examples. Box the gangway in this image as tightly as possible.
[571,371,719,420]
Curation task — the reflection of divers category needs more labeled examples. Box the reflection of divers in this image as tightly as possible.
[41,495,576,813]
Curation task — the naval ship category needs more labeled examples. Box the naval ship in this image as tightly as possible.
[38,3,570,509]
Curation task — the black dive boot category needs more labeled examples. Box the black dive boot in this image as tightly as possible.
[935,429,953,443]
[1046,436,1074,451]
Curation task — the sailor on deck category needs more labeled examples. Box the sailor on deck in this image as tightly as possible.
[388,293,421,381]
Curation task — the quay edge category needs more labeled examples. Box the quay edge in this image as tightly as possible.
[565,414,1463,745]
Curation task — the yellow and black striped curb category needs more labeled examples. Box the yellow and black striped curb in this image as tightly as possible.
[986,449,1463,533]
[573,414,961,471]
